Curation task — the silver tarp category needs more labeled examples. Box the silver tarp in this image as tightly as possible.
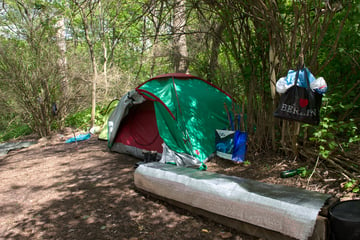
[159,143,208,167]
[134,162,331,240]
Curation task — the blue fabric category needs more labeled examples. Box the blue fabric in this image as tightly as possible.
[232,131,247,162]
[285,67,315,88]
[65,133,91,143]
[215,130,247,162]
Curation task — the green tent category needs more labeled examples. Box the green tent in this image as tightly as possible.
[108,73,236,169]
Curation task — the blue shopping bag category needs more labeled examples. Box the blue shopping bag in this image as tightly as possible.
[215,129,247,163]
[232,131,247,162]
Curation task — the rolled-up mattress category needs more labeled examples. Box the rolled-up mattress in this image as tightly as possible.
[134,162,331,240]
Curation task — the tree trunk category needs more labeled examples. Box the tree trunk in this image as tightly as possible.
[173,0,188,73]
[103,41,108,97]
[207,23,225,81]
[269,35,279,150]
[90,49,98,128]
[55,17,68,127]
[75,1,98,128]
[99,0,108,97]
[150,0,164,77]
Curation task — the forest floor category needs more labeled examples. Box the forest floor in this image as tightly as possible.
[0,129,359,240]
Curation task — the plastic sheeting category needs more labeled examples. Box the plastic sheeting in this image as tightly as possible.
[0,141,37,156]
[159,143,205,167]
[134,162,331,240]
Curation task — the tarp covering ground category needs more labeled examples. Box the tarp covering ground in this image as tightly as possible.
[0,141,37,156]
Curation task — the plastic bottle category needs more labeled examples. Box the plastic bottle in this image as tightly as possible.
[280,168,304,178]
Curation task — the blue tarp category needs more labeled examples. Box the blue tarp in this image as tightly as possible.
[65,133,91,143]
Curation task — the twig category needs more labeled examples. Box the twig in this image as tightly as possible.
[302,148,358,180]
[327,157,357,180]
[332,155,359,173]
[341,172,351,181]
[307,155,320,189]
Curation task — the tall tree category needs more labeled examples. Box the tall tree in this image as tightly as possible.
[148,0,166,76]
[173,0,188,73]
[70,0,100,127]
[55,16,68,126]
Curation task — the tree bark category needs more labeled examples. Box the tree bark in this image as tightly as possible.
[91,54,98,128]
[75,0,98,128]
[149,0,164,77]
[99,0,108,97]
[173,0,188,73]
[269,34,279,150]
[56,17,68,127]
[207,23,225,81]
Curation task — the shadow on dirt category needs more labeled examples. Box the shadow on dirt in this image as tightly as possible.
[2,138,248,240]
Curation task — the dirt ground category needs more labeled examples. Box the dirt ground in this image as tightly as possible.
[0,131,359,240]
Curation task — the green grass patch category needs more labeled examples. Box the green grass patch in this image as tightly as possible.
[0,122,33,143]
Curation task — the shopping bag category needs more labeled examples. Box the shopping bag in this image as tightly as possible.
[215,129,247,162]
[274,68,323,125]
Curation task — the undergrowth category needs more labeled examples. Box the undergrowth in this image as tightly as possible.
[0,121,32,143]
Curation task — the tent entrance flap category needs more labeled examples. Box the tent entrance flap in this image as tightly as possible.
[115,101,163,152]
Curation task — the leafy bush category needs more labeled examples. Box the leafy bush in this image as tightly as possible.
[65,108,92,130]
[309,96,360,158]
[65,104,110,130]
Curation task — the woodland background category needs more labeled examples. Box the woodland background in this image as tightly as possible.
[0,1,359,179]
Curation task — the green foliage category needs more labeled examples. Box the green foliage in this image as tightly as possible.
[0,39,62,137]
[65,108,92,130]
[309,96,360,158]
[298,167,309,178]
[0,1,68,137]
[243,160,251,166]
[0,121,32,143]
[344,179,360,193]
[65,105,110,130]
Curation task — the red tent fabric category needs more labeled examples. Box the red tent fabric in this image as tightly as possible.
[115,101,163,152]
